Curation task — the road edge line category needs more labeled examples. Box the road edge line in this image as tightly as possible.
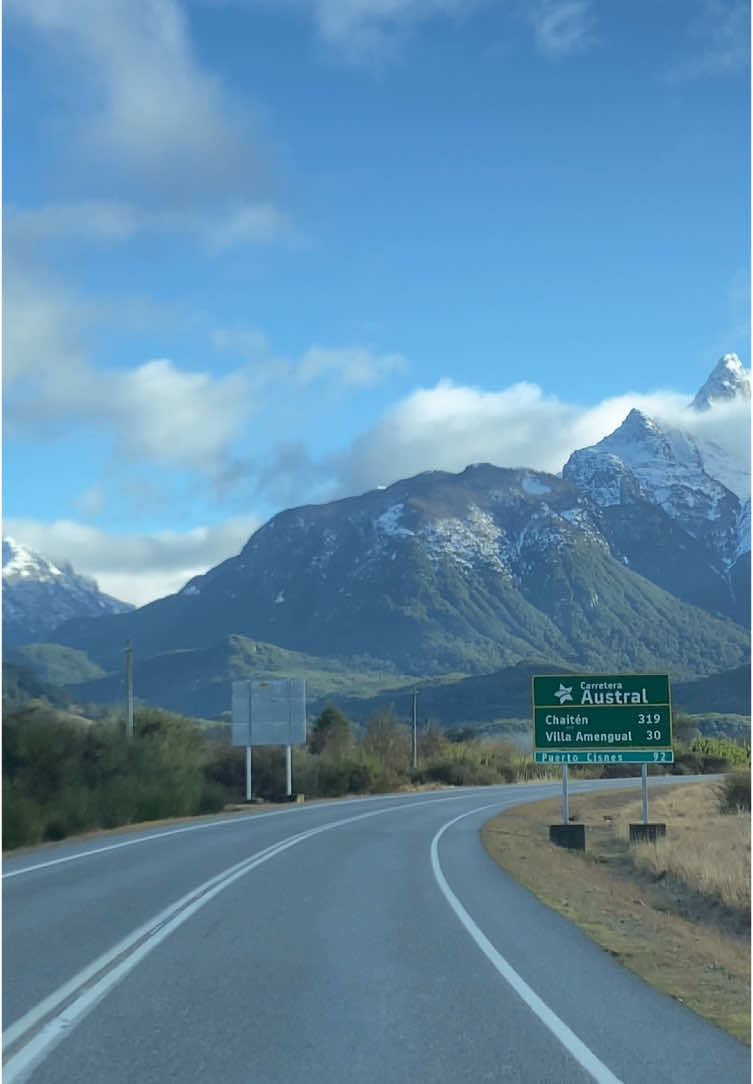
[430,803,624,1084]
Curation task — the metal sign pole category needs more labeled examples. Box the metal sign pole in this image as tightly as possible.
[562,764,569,824]
[245,746,252,801]
[641,763,648,824]
[285,745,292,796]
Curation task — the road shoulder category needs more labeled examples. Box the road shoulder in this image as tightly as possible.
[481,782,750,1045]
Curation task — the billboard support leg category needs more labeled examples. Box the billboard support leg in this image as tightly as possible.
[562,764,569,824]
[245,746,252,801]
[641,763,648,824]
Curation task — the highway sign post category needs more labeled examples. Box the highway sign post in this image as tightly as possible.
[232,678,307,800]
[532,673,673,847]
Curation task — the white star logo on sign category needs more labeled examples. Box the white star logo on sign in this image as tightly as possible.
[554,683,573,704]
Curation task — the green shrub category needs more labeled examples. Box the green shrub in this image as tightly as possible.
[2,780,45,849]
[347,760,378,793]
[691,737,751,769]
[291,748,321,797]
[718,771,751,814]
[316,758,352,797]
[197,783,228,814]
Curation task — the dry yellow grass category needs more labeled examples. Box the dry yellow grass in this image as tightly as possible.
[482,781,751,1043]
[609,784,750,922]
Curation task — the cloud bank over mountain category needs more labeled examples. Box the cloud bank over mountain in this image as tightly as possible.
[7,359,749,606]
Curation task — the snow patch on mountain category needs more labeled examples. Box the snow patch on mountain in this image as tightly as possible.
[521,475,551,496]
[735,499,751,561]
[694,435,750,502]
[419,506,507,573]
[377,504,414,537]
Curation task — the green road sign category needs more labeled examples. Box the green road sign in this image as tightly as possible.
[532,673,672,759]
[534,750,674,764]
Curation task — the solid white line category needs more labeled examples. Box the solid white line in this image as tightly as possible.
[3,791,475,1084]
[2,816,275,879]
[430,803,624,1084]
[2,787,507,880]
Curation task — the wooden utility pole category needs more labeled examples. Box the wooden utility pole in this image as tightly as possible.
[125,641,134,740]
[411,688,418,769]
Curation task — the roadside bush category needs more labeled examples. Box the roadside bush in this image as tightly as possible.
[316,757,352,797]
[425,754,502,787]
[363,711,412,774]
[197,783,228,814]
[691,737,751,770]
[291,747,321,797]
[203,742,245,795]
[2,780,45,849]
[346,759,379,793]
[718,771,752,814]
[43,785,97,841]
[2,706,215,848]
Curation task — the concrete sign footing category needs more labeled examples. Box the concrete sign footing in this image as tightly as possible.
[629,823,666,844]
[549,824,586,850]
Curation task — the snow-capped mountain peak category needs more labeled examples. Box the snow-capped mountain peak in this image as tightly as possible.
[2,538,134,647]
[691,353,751,411]
[2,537,65,581]
[565,410,711,500]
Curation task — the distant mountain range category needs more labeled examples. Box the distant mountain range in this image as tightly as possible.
[3,354,750,724]
[53,638,750,728]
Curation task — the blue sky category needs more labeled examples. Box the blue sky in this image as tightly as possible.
[3,0,750,603]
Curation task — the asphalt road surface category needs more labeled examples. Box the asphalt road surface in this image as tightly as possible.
[3,779,749,1084]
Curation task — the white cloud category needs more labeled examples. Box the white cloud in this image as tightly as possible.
[5,0,266,199]
[2,517,261,606]
[3,267,254,472]
[238,0,479,63]
[312,0,472,60]
[8,353,252,472]
[669,0,749,80]
[6,200,298,253]
[6,201,144,245]
[75,484,107,519]
[296,344,409,386]
[527,0,596,58]
[2,267,89,386]
[114,360,252,468]
[317,375,750,497]
[4,264,411,480]
[204,204,299,251]
[5,1,294,250]
[212,326,270,358]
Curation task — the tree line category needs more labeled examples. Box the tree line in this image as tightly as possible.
[3,701,749,850]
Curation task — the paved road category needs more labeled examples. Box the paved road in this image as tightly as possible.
[3,779,749,1083]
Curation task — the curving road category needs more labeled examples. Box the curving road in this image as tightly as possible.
[3,779,749,1084]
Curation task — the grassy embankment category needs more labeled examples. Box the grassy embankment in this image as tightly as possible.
[482,778,751,1044]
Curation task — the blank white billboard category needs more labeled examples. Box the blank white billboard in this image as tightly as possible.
[231,678,307,746]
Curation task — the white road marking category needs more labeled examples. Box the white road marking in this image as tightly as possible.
[430,803,624,1084]
[2,787,507,880]
[3,791,476,1084]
